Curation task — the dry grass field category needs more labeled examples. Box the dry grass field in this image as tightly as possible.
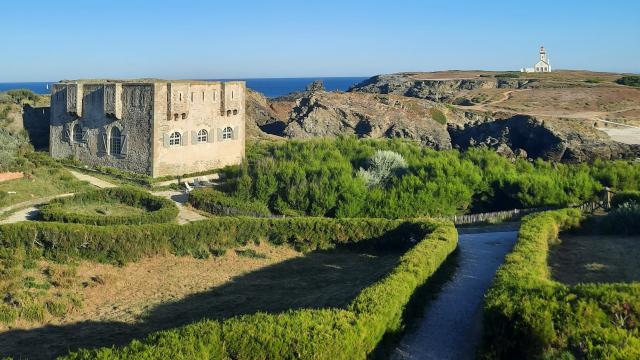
[549,234,640,285]
[0,241,403,359]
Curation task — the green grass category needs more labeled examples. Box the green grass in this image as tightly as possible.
[0,166,92,209]
[429,108,447,124]
[61,200,146,217]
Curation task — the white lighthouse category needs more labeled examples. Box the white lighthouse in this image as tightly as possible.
[521,46,552,73]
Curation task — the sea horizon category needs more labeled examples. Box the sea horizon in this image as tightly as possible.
[0,76,369,98]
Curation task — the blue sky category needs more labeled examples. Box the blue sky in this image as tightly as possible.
[1,0,638,81]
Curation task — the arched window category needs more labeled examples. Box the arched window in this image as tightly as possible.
[73,124,83,142]
[197,129,208,143]
[233,109,238,115]
[226,110,232,116]
[222,126,233,140]
[110,127,122,155]
[169,131,181,146]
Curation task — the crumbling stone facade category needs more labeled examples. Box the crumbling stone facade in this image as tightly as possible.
[50,80,245,177]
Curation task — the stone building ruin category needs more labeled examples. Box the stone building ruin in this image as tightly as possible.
[49,80,245,177]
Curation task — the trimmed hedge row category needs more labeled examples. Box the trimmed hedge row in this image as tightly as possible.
[39,187,179,226]
[188,188,272,217]
[611,190,640,208]
[0,216,424,265]
[481,209,640,359]
[59,218,457,359]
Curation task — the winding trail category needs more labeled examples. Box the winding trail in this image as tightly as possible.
[0,170,205,225]
[392,225,519,360]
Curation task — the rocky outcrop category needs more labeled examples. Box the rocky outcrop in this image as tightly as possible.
[349,74,535,102]
[283,91,453,149]
[449,115,639,162]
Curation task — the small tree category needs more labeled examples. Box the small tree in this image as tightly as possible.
[357,150,407,188]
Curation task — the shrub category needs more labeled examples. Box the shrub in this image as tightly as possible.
[429,108,447,124]
[611,190,640,208]
[494,72,520,78]
[39,187,178,225]
[227,138,626,218]
[356,150,407,188]
[600,201,640,235]
[481,209,640,359]
[60,219,457,359]
[616,75,640,88]
[188,188,271,217]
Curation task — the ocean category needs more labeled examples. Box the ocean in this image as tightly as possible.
[0,77,369,98]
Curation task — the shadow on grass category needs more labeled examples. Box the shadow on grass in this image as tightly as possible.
[0,241,405,360]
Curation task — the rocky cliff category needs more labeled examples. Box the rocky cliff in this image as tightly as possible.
[449,115,639,162]
[283,90,453,149]
[348,73,534,102]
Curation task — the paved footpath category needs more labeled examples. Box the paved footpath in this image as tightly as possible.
[0,171,205,225]
[392,226,519,360]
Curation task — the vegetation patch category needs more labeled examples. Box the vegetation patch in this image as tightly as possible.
[481,208,640,359]
[224,138,640,218]
[611,190,640,208]
[616,75,640,88]
[188,188,271,217]
[39,187,178,225]
[429,108,447,124]
[59,218,456,359]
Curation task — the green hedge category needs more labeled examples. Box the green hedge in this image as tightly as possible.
[188,188,272,217]
[59,218,457,359]
[481,209,640,359]
[39,187,179,226]
[611,190,640,208]
[0,216,425,265]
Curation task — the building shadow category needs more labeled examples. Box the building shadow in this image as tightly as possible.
[0,241,406,359]
[21,104,50,151]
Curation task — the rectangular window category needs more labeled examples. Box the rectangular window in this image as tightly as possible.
[202,91,205,101]
[191,92,194,102]
[178,92,183,102]
[212,91,216,101]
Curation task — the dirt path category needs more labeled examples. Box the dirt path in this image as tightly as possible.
[67,170,117,189]
[0,193,74,224]
[151,190,206,224]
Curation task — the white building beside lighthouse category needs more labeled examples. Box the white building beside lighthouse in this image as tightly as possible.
[521,46,551,73]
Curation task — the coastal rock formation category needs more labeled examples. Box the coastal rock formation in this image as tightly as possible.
[283,90,453,149]
[348,73,534,102]
[449,115,639,162]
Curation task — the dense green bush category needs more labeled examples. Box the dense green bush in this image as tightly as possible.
[39,187,178,225]
[60,218,457,359]
[481,209,640,359]
[188,188,271,217]
[599,202,640,235]
[611,190,640,208]
[616,75,640,88]
[0,216,423,265]
[227,138,631,218]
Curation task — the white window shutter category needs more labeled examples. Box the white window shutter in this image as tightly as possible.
[181,131,188,146]
[163,133,170,148]
[208,128,215,143]
[121,131,128,155]
[233,126,239,140]
[191,130,197,144]
[217,128,223,141]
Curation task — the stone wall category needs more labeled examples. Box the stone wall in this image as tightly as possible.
[50,82,153,174]
[152,81,245,177]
